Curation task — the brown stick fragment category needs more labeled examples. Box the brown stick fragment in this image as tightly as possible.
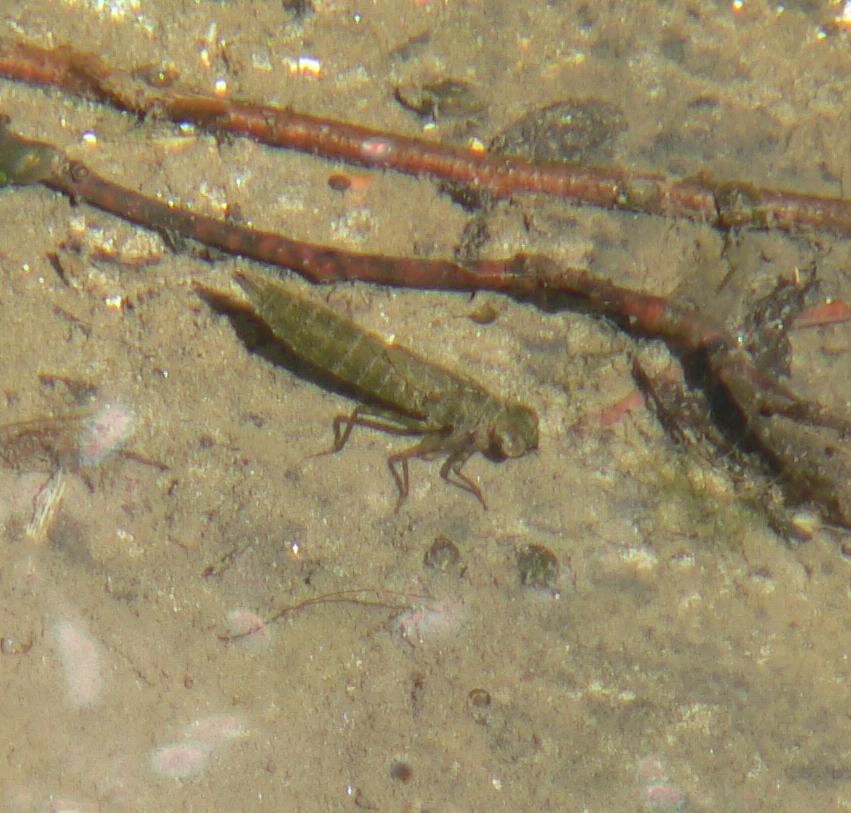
[220,589,429,640]
[792,300,851,329]
[36,147,739,354]
[46,154,528,292]
[0,119,545,295]
[2,37,850,236]
[0,121,791,360]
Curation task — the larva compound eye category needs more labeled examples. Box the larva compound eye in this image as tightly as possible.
[489,405,539,460]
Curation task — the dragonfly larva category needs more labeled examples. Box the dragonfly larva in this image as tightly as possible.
[233,270,539,507]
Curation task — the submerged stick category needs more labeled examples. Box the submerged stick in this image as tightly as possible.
[220,589,431,641]
[1,37,850,236]
[0,119,726,348]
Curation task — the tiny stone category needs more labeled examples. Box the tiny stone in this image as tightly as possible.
[185,713,247,748]
[395,78,485,123]
[225,608,272,653]
[468,687,491,708]
[517,544,559,591]
[328,173,351,192]
[150,741,211,780]
[641,779,688,811]
[423,536,462,574]
[389,758,413,782]
[53,618,105,708]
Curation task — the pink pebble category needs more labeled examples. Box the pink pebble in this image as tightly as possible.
[636,754,670,783]
[185,713,248,748]
[53,618,104,708]
[225,608,272,653]
[641,780,688,811]
[150,740,211,780]
[395,599,464,646]
[78,398,135,467]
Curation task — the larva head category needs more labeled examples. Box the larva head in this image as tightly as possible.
[486,403,539,461]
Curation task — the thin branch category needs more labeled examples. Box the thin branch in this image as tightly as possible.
[1,37,850,236]
[220,588,429,641]
[0,121,725,347]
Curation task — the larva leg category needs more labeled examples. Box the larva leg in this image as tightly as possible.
[440,448,485,508]
[332,405,431,452]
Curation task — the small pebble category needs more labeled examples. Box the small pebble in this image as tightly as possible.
[53,618,105,709]
[395,599,464,646]
[636,755,688,811]
[184,713,247,748]
[641,780,688,811]
[423,536,463,574]
[517,544,559,592]
[78,398,135,467]
[150,740,211,780]
[328,173,352,192]
[636,754,670,783]
[225,608,272,653]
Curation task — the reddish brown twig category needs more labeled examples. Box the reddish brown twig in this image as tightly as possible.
[792,300,851,330]
[0,120,718,343]
[2,37,850,236]
[0,119,833,378]
[47,146,731,350]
